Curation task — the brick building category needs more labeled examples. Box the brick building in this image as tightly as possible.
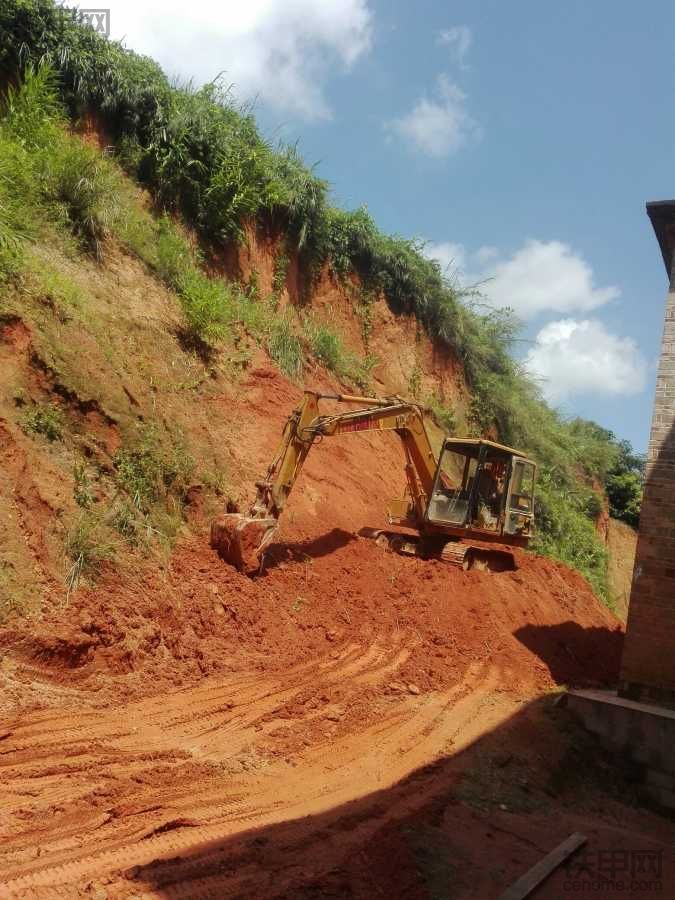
[619,200,675,708]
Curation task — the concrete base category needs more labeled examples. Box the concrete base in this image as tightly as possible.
[565,688,675,811]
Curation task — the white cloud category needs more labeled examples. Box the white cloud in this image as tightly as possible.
[486,240,619,319]
[390,74,479,157]
[438,25,472,68]
[425,238,620,318]
[423,240,494,285]
[108,0,373,120]
[525,319,647,402]
[424,241,467,274]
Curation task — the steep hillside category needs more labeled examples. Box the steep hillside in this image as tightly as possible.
[0,4,647,605]
[1,10,669,899]
[0,218,464,619]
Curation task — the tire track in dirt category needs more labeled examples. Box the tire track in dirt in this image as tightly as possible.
[0,634,505,898]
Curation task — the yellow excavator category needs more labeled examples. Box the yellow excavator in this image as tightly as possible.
[211,391,536,574]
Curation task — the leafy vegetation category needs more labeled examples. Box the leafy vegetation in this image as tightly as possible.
[22,402,65,441]
[114,425,194,511]
[606,441,644,527]
[268,314,305,378]
[0,6,646,604]
[64,512,116,595]
[426,394,456,435]
[72,462,93,508]
[302,315,345,373]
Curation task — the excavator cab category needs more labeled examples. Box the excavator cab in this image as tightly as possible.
[426,439,536,542]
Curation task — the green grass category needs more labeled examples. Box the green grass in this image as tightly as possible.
[425,393,456,435]
[72,462,93,508]
[64,512,116,596]
[22,402,65,441]
[1,64,124,259]
[531,470,610,600]
[114,425,194,511]
[47,141,123,258]
[267,314,304,379]
[302,316,344,372]
[272,247,290,298]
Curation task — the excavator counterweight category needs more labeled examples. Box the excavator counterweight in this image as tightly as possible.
[212,391,537,574]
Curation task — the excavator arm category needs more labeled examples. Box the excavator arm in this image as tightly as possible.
[211,391,438,572]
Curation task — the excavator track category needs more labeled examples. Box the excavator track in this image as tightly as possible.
[361,529,517,572]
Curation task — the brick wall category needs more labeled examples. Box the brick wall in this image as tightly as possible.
[619,209,675,708]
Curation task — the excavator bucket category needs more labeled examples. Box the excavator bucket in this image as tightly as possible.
[210,514,278,574]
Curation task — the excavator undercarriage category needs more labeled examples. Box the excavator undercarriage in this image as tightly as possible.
[211,391,536,575]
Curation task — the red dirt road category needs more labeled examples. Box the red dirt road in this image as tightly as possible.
[3,537,671,899]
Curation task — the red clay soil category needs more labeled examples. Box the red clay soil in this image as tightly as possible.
[2,537,622,710]
[0,529,651,899]
[1,366,670,899]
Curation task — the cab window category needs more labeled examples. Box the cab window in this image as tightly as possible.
[427,448,476,526]
[509,460,535,512]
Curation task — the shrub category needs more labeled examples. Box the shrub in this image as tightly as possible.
[22,402,65,441]
[606,471,642,527]
[114,426,194,510]
[426,394,456,435]
[531,470,609,600]
[64,512,116,595]
[267,314,304,379]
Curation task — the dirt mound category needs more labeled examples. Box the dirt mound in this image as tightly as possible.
[1,530,622,715]
[0,590,651,900]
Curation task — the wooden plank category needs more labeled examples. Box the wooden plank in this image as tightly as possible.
[497,832,587,900]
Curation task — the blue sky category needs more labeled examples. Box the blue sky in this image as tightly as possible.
[108,0,673,451]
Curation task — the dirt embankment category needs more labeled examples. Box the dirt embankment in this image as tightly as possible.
[2,229,666,899]
[0,360,636,897]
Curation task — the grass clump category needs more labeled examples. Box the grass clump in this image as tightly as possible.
[48,141,123,258]
[302,316,344,372]
[300,313,378,389]
[267,314,304,379]
[2,64,124,259]
[22,402,65,441]
[272,246,290,298]
[114,425,194,511]
[72,462,93,508]
[64,512,116,595]
[110,426,195,553]
[154,218,235,343]
[426,394,456,435]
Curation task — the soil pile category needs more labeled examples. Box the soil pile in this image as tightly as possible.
[2,528,622,713]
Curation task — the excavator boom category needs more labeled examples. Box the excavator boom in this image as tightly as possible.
[211,391,435,573]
